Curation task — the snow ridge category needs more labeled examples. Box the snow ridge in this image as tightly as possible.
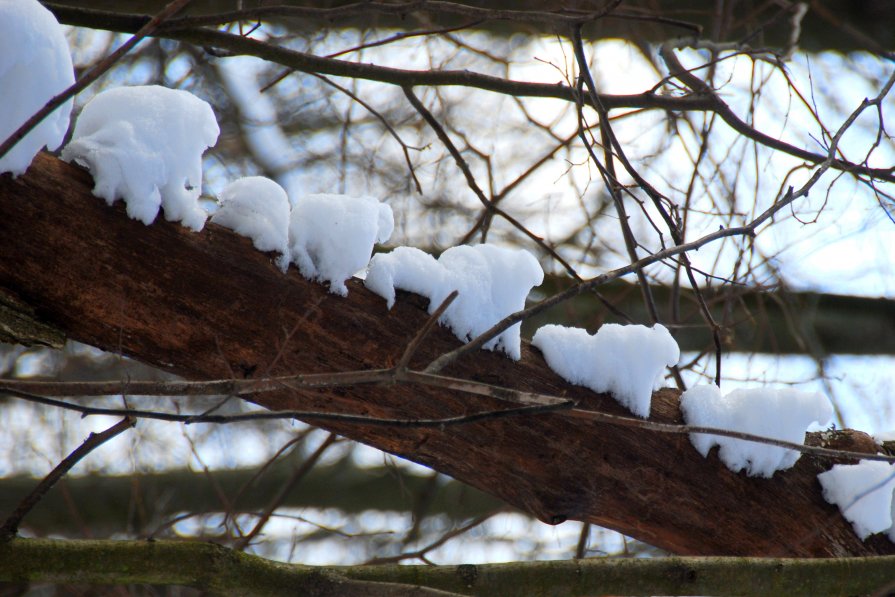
[531,323,680,418]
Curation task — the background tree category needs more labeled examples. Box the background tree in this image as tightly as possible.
[1,1,894,595]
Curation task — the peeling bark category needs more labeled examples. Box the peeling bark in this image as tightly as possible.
[0,153,891,556]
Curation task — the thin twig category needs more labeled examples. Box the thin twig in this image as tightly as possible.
[235,433,338,551]
[572,80,661,324]
[3,387,575,428]
[0,369,395,397]
[326,20,485,59]
[572,25,719,386]
[365,508,502,565]
[4,373,892,464]
[396,290,459,370]
[0,417,135,541]
[402,85,580,276]
[312,73,424,194]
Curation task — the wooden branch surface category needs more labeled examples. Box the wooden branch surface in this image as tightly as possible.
[1,154,891,556]
[3,538,895,596]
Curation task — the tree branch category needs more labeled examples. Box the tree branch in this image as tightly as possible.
[0,153,891,556]
[0,417,135,540]
[2,538,895,596]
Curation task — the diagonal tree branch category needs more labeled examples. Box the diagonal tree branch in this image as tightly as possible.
[0,417,135,541]
[0,153,891,557]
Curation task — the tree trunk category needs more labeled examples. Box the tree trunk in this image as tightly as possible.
[0,153,890,556]
[0,461,502,536]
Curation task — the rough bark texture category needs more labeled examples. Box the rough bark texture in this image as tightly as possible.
[1,153,891,556]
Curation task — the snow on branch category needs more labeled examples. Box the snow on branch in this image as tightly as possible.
[681,385,833,478]
[0,0,74,176]
[366,245,544,360]
[61,85,220,231]
[531,323,680,418]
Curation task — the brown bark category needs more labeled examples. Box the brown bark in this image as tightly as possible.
[1,153,891,556]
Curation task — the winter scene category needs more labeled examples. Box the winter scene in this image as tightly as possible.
[0,0,894,595]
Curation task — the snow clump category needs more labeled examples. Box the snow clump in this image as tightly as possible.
[365,244,544,360]
[680,385,833,478]
[531,323,679,418]
[817,460,895,541]
[0,0,75,176]
[289,193,394,296]
[211,177,290,269]
[61,85,220,231]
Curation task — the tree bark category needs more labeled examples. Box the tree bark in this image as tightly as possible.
[3,538,895,597]
[0,153,891,556]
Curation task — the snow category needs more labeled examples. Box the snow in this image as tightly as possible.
[0,0,74,176]
[365,244,544,360]
[289,193,394,296]
[531,323,679,417]
[210,177,290,268]
[817,460,895,540]
[61,85,220,231]
[680,385,834,478]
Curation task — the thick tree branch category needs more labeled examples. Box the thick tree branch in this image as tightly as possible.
[1,538,895,596]
[0,153,891,556]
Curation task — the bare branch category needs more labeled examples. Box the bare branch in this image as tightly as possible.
[0,417,135,541]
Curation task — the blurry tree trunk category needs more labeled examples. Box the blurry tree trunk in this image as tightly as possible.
[0,153,892,557]
[525,277,895,356]
[0,461,503,536]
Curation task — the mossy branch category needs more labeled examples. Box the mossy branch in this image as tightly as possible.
[1,538,894,596]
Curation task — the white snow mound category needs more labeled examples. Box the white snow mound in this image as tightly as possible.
[365,244,544,360]
[61,85,220,231]
[211,177,290,268]
[289,193,394,296]
[531,323,679,418]
[817,460,895,540]
[0,0,74,176]
[680,384,833,478]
